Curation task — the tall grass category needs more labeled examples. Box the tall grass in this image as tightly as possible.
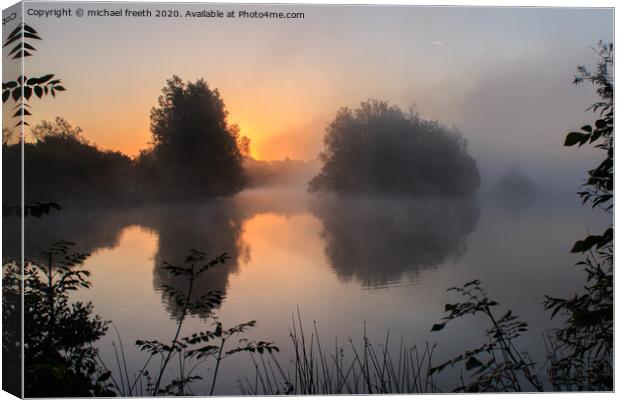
[239,310,438,395]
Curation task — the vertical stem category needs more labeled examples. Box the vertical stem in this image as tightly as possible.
[153,265,195,395]
[484,307,526,391]
[45,253,55,349]
[209,337,226,396]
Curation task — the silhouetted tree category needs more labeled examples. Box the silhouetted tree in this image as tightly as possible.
[309,99,480,197]
[3,118,136,206]
[137,76,247,199]
[493,166,537,214]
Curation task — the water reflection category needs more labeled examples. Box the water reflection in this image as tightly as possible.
[3,207,135,261]
[7,190,480,318]
[143,202,249,320]
[6,201,249,321]
[310,195,481,288]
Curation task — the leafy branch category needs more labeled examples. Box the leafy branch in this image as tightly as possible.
[429,280,543,392]
[129,250,278,396]
[2,23,65,129]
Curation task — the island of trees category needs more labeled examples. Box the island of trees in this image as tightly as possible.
[308,99,480,198]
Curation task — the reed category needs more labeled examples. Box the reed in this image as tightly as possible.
[239,310,438,395]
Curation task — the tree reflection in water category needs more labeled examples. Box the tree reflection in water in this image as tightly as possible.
[310,195,480,288]
[146,201,248,320]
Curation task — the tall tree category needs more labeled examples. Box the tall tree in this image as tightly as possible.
[139,76,247,199]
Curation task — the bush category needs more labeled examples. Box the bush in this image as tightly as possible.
[309,99,480,197]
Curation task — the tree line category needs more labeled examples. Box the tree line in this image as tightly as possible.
[3,76,251,207]
[4,80,482,207]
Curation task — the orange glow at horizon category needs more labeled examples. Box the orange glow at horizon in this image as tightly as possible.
[75,114,276,161]
[78,103,320,161]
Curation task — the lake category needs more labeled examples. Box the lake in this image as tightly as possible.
[12,186,609,394]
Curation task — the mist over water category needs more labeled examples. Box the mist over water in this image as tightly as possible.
[3,94,610,393]
[5,180,607,394]
[310,194,480,288]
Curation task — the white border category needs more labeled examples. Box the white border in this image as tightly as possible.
[0,1,616,400]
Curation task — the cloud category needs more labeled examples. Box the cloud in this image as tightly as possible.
[431,41,446,46]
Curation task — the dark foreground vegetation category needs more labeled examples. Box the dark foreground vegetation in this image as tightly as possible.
[3,243,113,397]
[2,244,278,397]
[2,43,613,395]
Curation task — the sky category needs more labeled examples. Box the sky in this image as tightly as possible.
[2,3,614,187]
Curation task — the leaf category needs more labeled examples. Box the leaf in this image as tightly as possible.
[570,235,603,253]
[34,86,43,98]
[431,322,446,332]
[8,43,21,57]
[12,108,30,117]
[589,129,603,142]
[5,25,22,40]
[97,371,112,382]
[12,50,33,59]
[37,74,55,84]
[2,90,9,103]
[23,32,42,41]
[465,356,484,371]
[565,132,589,147]
[3,35,21,48]
[580,125,592,132]
[23,24,38,34]
[24,86,32,100]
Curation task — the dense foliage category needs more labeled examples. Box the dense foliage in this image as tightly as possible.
[544,41,613,391]
[2,118,135,206]
[136,76,248,200]
[309,99,480,197]
[2,242,114,397]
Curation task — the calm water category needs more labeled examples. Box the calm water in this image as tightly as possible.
[16,187,609,394]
